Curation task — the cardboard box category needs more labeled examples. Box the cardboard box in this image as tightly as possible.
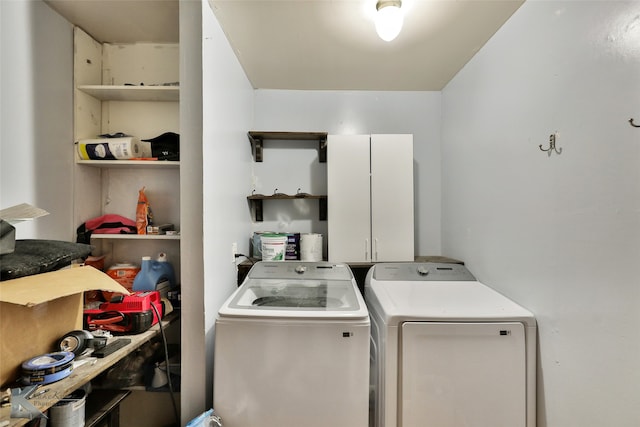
[0,266,129,387]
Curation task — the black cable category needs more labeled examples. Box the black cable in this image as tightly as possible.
[235,253,256,265]
[151,303,179,427]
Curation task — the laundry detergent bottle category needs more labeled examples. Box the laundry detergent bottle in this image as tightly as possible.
[132,252,176,291]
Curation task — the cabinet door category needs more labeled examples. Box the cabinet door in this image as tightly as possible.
[370,134,414,261]
[327,134,371,262]
[400,322,527,427]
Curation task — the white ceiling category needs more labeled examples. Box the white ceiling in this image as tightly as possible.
[44,0,524,91]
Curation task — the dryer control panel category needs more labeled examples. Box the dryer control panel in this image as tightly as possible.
[372,262,476,281]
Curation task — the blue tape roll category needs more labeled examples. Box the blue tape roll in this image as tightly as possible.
[22,361,73,377]
[22,351,75,372]
[21,365,73,385]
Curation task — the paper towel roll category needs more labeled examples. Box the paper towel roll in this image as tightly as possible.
[76,137,141,160]
[300,233,323,261]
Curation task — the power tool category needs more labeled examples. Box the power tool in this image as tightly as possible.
[84,291,163,334]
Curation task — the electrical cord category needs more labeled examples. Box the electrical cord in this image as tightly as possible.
[151,303,179,427]
[235,253,255,265]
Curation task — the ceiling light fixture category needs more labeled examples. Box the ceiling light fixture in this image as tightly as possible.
[375,0,403,42]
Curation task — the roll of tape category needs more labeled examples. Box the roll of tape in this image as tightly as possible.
[58,330,94,356]
[21,365,73,385]
[22,361,73,377]
[22,351,75,372]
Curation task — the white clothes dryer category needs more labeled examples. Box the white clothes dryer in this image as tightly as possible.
[365,263,536,427]
[214,261,370,427]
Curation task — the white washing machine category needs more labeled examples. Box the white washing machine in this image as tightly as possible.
[365,263,536,427]
[213,261,370,427]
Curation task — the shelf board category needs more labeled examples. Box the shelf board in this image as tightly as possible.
[247,131,328,162]
[248,131,327,141]
[247,194,327,200]
[76,159,180,169]
[77,85,179,102]
[91,234,181,241]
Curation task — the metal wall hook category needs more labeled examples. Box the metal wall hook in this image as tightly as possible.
[539,133,562,155]
[629,118,640,128]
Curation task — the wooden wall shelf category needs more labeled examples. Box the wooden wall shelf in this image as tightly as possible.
[247,131,328,162]
[247,194,327,222]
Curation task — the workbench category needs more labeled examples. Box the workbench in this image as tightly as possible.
[6,312,178,427]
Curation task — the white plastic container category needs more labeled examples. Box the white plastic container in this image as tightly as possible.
[76,137,141,160]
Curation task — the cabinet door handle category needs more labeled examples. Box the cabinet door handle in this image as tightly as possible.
[374,238,379,262]
[365,239,369,262]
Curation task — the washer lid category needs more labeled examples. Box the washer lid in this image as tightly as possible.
[219,262,368,319]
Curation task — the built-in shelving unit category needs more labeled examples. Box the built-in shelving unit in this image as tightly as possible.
[70,25,182,427]
[73,29,181,276]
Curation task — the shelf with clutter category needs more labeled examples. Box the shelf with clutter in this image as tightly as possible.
[73,27,182,292]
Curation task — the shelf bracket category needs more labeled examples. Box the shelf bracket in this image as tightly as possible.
[250,199,264,221]
[319,197,327,221]
[319,136,327,163]
[248,133,264,162]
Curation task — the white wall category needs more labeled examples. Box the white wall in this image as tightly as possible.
[179,0,205,423]
[441,1,640,426]
[253,90,442,256]
[201,0,255,410]
[0,0,73,239]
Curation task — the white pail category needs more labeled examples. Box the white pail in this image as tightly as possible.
[300,233,323,261]
[49,389,86,427]
[261,234,288,261]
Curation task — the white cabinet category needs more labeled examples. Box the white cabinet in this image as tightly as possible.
[327,134,414,262]
[72,27,181,278]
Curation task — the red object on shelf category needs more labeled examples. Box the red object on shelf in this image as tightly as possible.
[84,291,163,334]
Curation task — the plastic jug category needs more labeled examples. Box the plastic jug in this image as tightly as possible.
[132,252,176,291]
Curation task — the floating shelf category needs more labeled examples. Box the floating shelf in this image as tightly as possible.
[76,160,180,169]
[247,131,328,162]
[77,85,179,102]
[247,194,327,222]
[90,234,181,241]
